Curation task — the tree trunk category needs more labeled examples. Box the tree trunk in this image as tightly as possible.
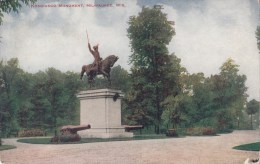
[251,114,253,130]
[257,112,259,129]
[0,123,2,146]
[155,86,160,134]
[154,125,160,134]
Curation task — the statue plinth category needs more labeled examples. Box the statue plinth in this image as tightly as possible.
[77,89,133,138]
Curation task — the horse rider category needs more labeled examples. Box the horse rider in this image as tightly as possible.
[88,42,102,72]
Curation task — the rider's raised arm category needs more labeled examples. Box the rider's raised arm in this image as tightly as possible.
[88,43,94,54]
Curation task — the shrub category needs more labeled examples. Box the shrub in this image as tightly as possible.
[50,134,81,143]
[202,127,216,136]
[186,127,202,136]
[18,129,46,137]
[166,129,178,137]
[186,127,216,136]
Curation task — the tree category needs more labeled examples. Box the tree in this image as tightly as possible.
[44,68,67,135]
[255,26,260,129]
[0,58,85,137]
[161,93,194,129]
[127,7,176,134]
[42,68,84,134]
[14,71,35,129]
[256,26,260,52]
[0,0,36,24]
[109,65,134,125]
[0,58,23,136]
[30,93,52,129]
[110,65,131,92]
[63,71,85,125]
[210,58,247,131]
[246,99,259,129]
[181,73,216,127]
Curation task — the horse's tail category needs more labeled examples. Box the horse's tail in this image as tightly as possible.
[80,65,86,80]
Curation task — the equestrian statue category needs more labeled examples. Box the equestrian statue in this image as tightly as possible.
[80,30,118,87]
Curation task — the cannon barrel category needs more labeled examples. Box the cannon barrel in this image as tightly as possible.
[122,125,143,132]
[60,124,91,134]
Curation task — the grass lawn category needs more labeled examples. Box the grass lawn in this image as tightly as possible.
[17,135,172,144]
[233,142,260,151]
[0,145,16,151]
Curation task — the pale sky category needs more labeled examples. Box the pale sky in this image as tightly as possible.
[0,0,259,101]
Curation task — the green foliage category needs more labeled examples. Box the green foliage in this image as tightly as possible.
[128,7,175,67]
[256,26,260,52]
[206,58,248,132]
[0,1,255,138]
[246,99,259,115]
[195,118,218,129]
[180,73,214,125]
[246,99,259,129]
[110,65,131,92]
[0,58,22,137]
[161,93,194,129]
[126,7,248,134]
[0,58,85,137]
[0,0,36,24]
[162,58,248,133]
[127,8,177,134]
[215,108,234,132]
[0,58,135,137]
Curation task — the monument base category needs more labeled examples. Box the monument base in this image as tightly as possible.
[78,127,133,138]
[77,89,133,138]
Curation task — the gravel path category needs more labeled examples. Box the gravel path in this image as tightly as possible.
[0,130,259,164]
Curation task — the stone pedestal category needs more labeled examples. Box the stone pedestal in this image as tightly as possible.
[77,89,133,138]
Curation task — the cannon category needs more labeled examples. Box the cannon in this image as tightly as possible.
[51,124,91,143]
[122,125,143,132]
[60,124,91,135]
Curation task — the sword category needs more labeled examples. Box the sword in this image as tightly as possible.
[86,29,90,43]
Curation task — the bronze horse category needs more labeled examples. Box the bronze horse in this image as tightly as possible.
[80,55,119,86]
